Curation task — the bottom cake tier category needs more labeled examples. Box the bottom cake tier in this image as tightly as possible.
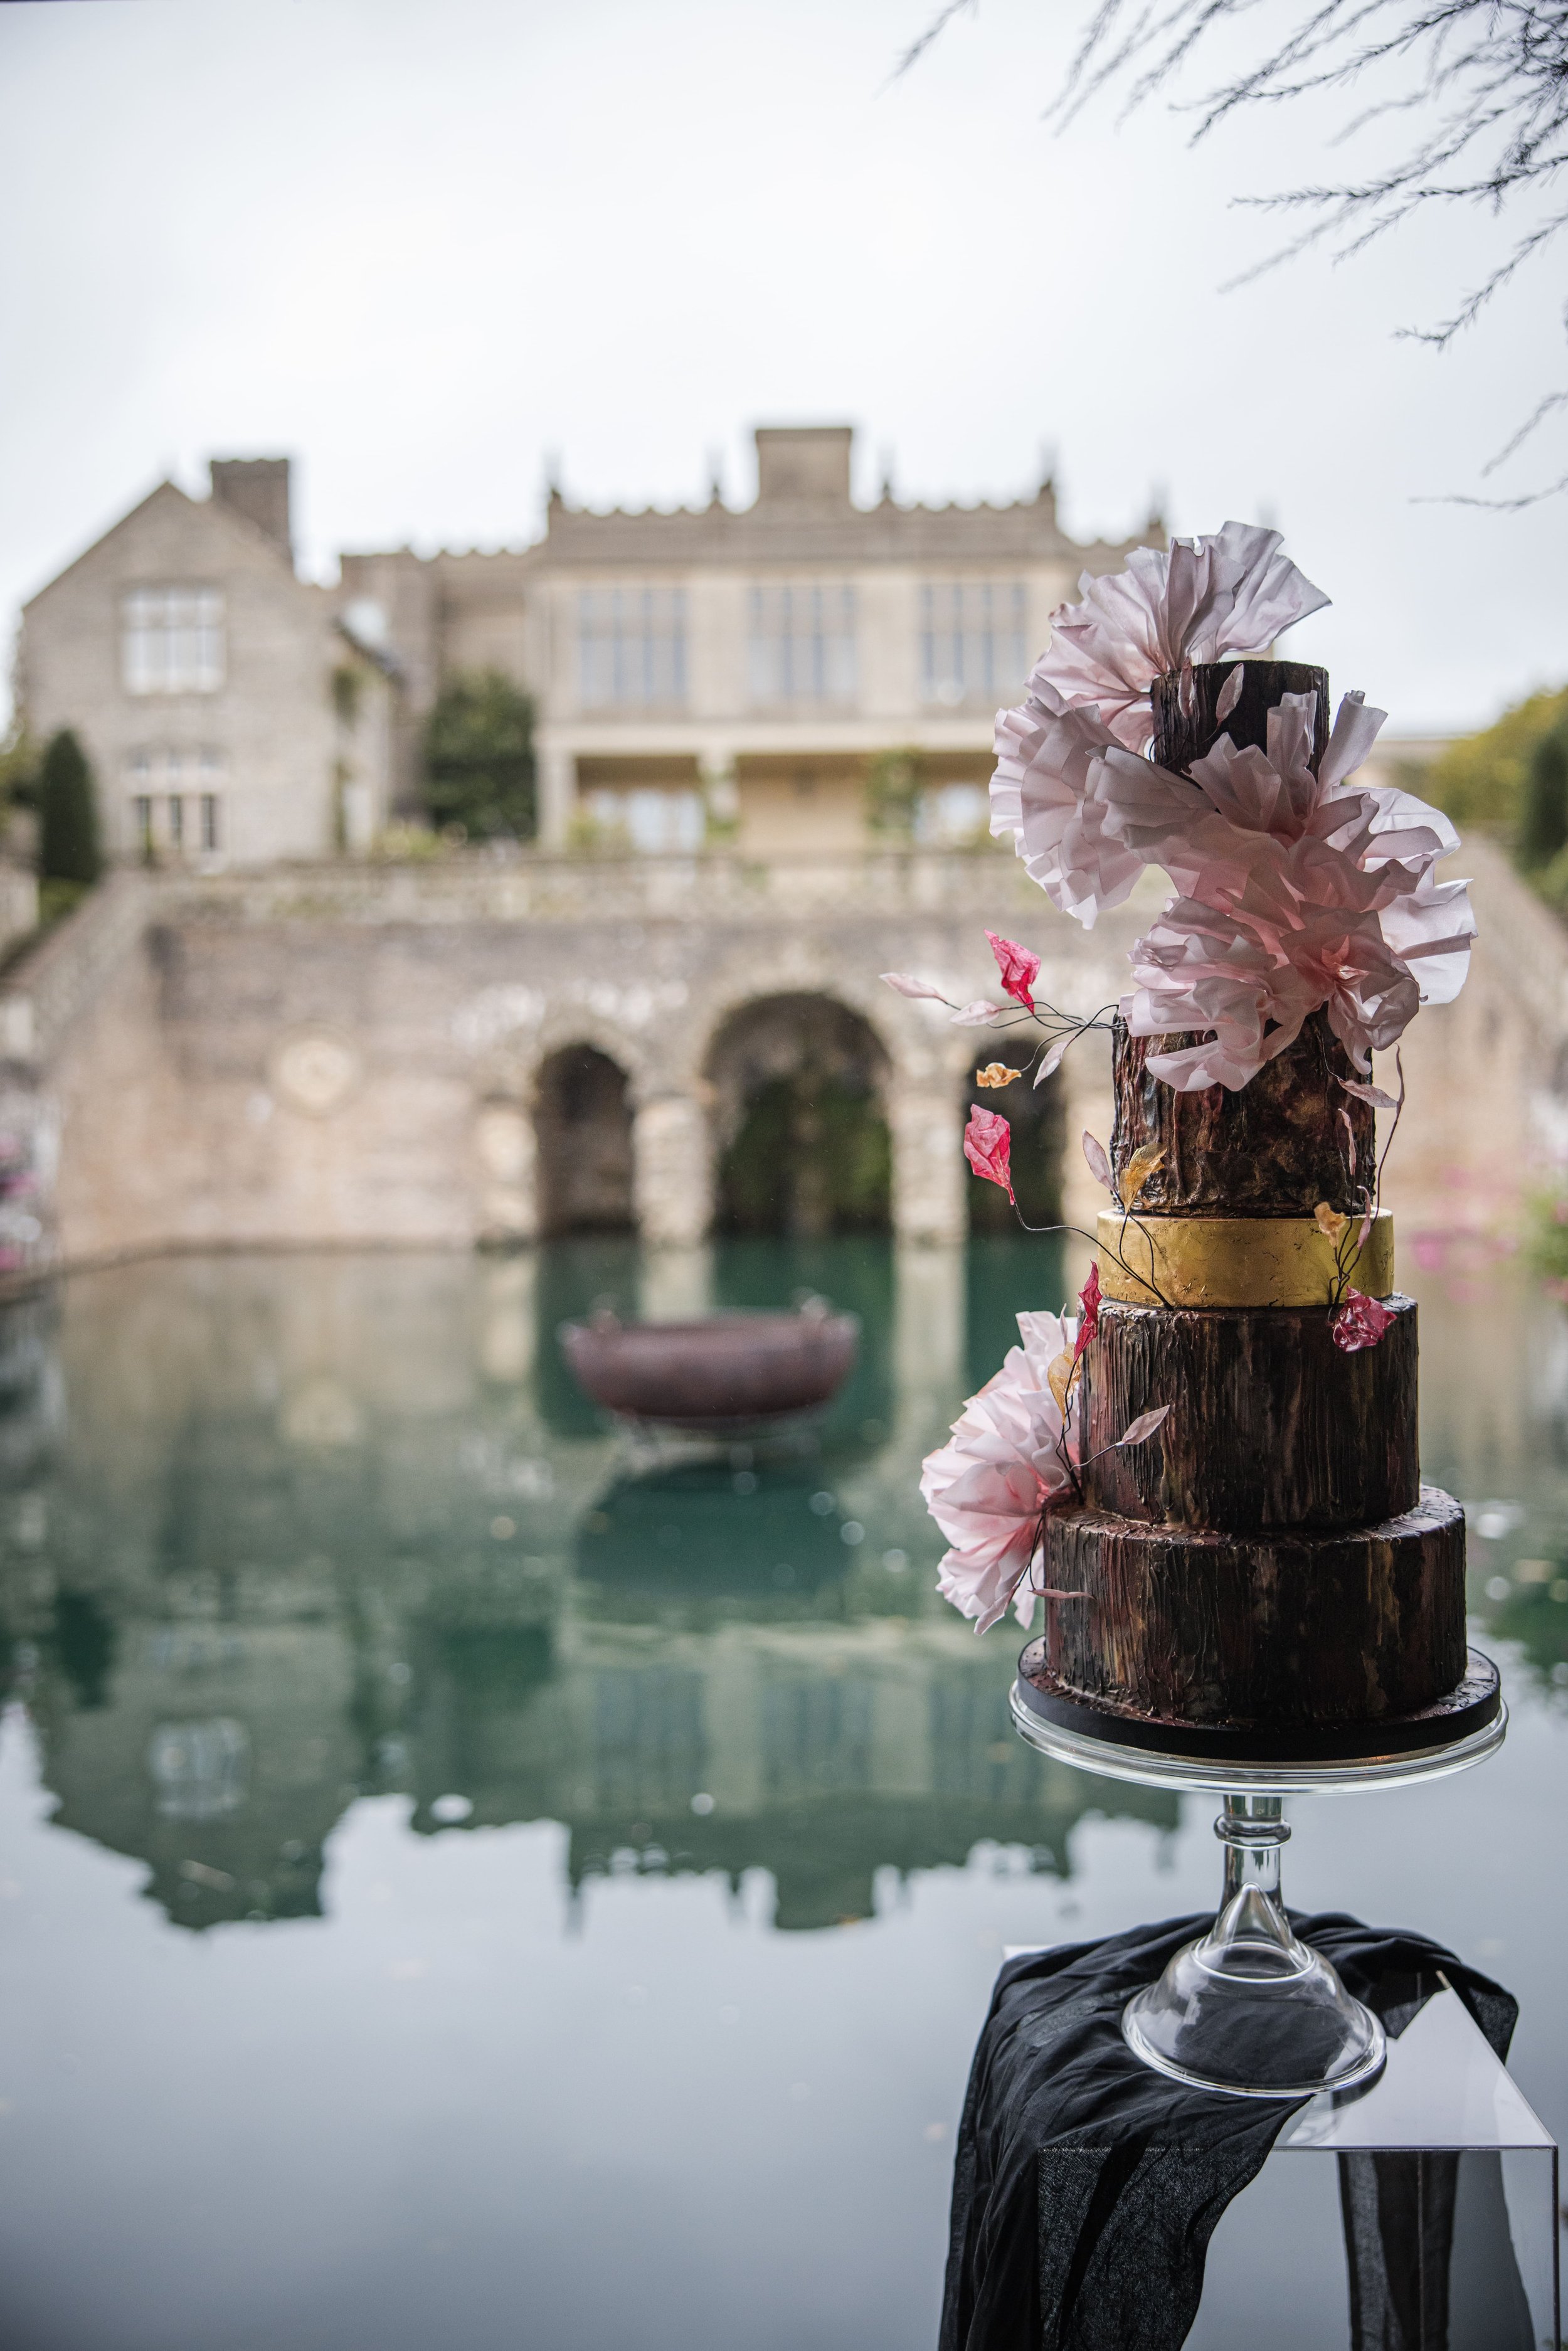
[1032,1484,1467,1733]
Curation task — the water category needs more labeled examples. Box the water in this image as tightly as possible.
[0,1239,1564,2350]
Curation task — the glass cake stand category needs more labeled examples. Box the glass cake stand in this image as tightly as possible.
[1010,1664,1507,2101]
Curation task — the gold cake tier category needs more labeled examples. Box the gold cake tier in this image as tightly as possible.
[1095,1209,1394,1309]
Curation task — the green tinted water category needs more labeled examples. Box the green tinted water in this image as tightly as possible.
[0,1241,1562,2348]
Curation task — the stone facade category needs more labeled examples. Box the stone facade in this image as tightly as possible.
[0,833,1552,1274]
[18,464,398,869]
[341,423,1162,850]
[0,849,1139,1265]
[19,425,1159,866]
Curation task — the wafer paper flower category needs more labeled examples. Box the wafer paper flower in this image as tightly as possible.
[921,1311,1080,1632]
[1126,891,1424,1088]
[1030,523,1330,752]
[985,930,1040,1012]
[1126,901,1321,1091]
[1331,1289,1396,1352]
[964,1105,1014,1201]
[987,524,1475,1091]
[1072,1263,1101,1362]
[990,689,1147,928]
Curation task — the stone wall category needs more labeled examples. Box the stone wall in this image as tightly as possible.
[0,836,1557,1271]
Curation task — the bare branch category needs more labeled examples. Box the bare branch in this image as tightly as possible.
[887,0,979,87]
[1482,385,1568,472]
[894,0,1568,501]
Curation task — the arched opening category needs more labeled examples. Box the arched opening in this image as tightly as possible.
[964,1058,1064,1236]
[536,1045,635,1237]
[707,994,891,1237]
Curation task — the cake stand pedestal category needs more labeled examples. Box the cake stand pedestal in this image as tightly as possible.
[1010,1650,1507,2101]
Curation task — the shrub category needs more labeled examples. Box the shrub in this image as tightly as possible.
[1524,1177,1568,1290]
[422,671,535,841]
[38,730,102,885]
[862,747,923,839]
[1422,684,1568,837]
[1518,723,1568,869]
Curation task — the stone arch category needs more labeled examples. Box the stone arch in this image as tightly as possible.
[534,1043,636,1236]
[704,992,892,1237]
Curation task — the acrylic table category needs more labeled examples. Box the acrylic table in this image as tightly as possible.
[1007,1658,1558,2347]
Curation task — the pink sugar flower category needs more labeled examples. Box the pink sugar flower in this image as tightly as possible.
[1029,523,1330,752]
[921,1312,1081,1633]
[1331,1289,1397,1352]
[964,1105,1015,1203]
[985,930,1040,1013]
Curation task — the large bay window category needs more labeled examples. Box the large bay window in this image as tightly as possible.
[919,580,1027,706]
[578,586,687,709]
[748,584,857,708]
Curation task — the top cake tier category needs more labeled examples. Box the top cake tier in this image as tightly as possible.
[1109,659,1374,1218]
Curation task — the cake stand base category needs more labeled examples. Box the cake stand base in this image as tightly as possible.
[1010,1652,1506,2099]
[1121,1793,1386,2098]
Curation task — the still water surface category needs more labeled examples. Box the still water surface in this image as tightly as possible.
[0,1239,1564,2349]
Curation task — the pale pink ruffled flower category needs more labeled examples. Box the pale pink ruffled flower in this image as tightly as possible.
[1030,523,1330,752]
[1099,689,1472,1087]
[921,1312,1079,1634]
[990,686,1147,928]
[989,528,1475,1088]
[1128,887,1426,1089]
[1126,901,1322,1092]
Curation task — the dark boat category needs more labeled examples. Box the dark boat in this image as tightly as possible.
[559,1304,859,1433]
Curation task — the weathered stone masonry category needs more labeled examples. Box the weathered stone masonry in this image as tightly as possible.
[4,855,1129,1267]
[0,836,1556,1274]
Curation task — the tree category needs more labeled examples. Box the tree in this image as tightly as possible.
[1519,718,1568,868]
[0,722,38,812]
[38,729,102,885]
[1422,683,1568,832]
[421,671,536,841]
[899,1,1568,499]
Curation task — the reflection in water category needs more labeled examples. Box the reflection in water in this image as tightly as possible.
[6,1242,1564,1947]
[0,1243,1183,1938]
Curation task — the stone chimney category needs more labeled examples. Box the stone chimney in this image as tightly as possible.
[210,457,293,560]
[754,426,854,507]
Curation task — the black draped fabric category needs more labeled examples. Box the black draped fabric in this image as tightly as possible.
[940,1912,1517,2351]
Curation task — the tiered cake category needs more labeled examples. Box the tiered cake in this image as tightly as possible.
[1014,659,1496,1761]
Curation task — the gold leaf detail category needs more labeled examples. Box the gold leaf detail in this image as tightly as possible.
[1046,1349,1076,1418]
[1118,1143,1167,1209]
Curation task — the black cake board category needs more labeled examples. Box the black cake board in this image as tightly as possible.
[1014,1642,1502,1768]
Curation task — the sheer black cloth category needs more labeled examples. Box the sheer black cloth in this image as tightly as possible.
[940,1912,1517,2351]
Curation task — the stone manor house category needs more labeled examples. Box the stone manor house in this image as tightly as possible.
[18,427,1162,866]
[11,425,1527,1276]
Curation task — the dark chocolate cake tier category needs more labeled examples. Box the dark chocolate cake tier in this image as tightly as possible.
[1110,1007,1372,1216]
[1081,1296,1420,1532]
[1037,1486,1466,1732]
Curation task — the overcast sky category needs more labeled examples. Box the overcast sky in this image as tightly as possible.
[3,0,1562,735]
